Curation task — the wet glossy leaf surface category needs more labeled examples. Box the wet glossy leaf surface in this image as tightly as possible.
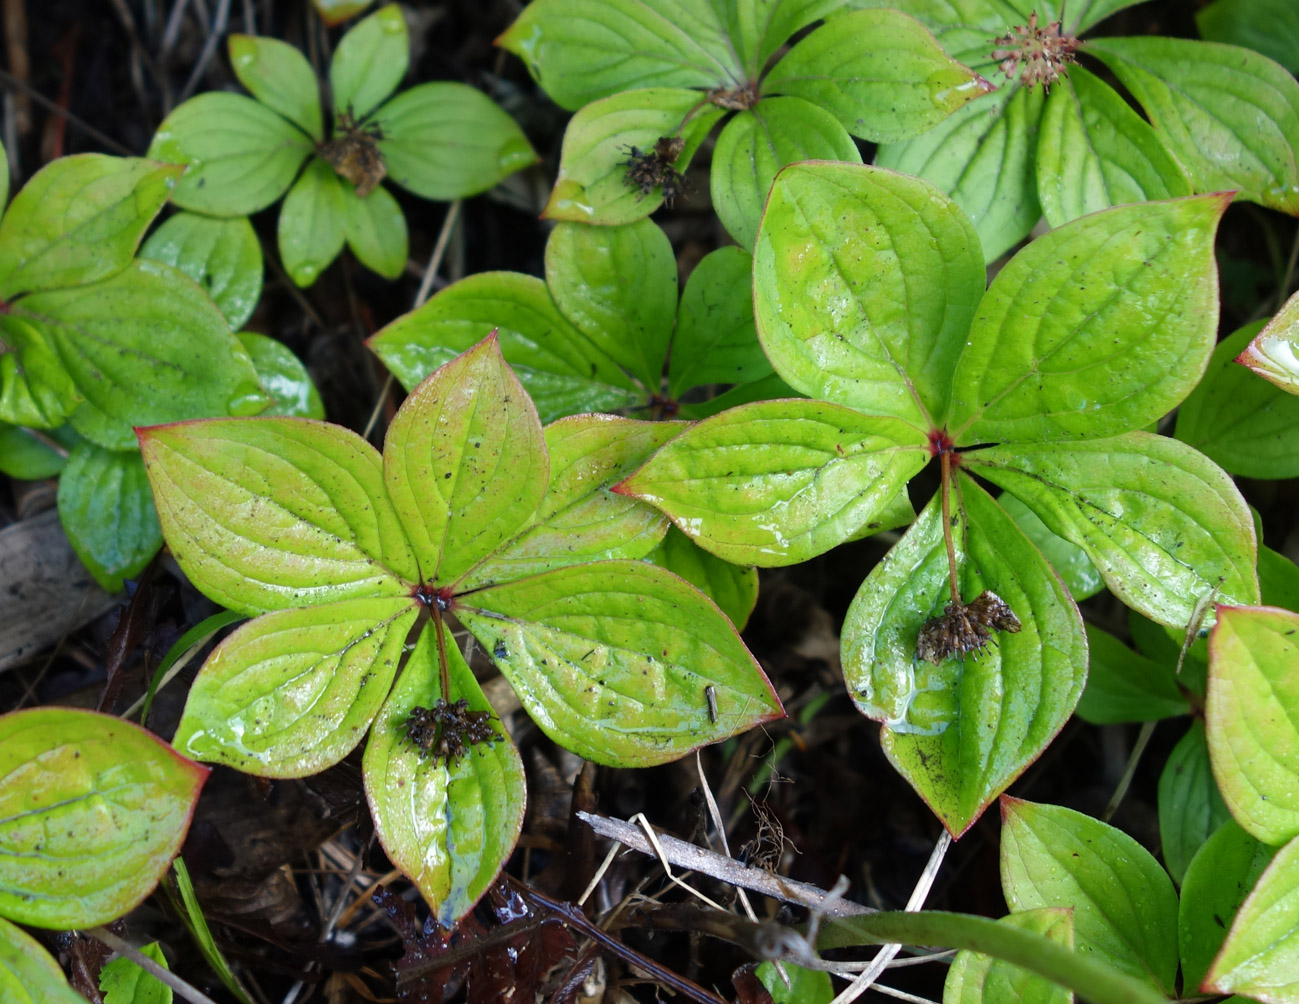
[0,916,86,1003]
[237,332,325,419]
[998,492,1102,601]
[329,3,408,119]
[57,443,161,592]
[140,212,264,331]
[1236,290,1299,396]
[1159,720,1231,885]
[278,158,347,288]
[229,33,322,140]
[943,908,1072,1004]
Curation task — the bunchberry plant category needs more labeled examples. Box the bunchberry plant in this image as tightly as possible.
[138,334,782,923]
[858,0,1299,261]
[618,161,1259,835]
[1231,288,1299,398]
[149,4,538,287]
[498,0,993,246]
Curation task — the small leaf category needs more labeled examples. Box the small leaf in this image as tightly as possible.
[374,83,538,201]
[57,443,162,592]
[668,245,770,396]
[1181,820,1278,992]
[173,597,418,776]
[1205,832,1299,1001]
[616,398,928,567]
[149,93,314,216]
[1000,797,1180,995]
[710,98,862,250]
[343,182,407,280]
[330,3,408,119]
[100,941,171,1004]
[1160,720,1231,886]
[998,492,1102,601]
[1075,624,1188,725]
[1036,66,1191,228]
[545,218,676,390]
[383,333,548,586]
[278,157,347,287]
[1197,0,1299,73]
[644,526,759,631]
[1236,289,1299,396]
[844,479,1086,835]
[139,416,418,615]
[1088,36,1299,216]
[237,332,324,419]
[1207,605,1299,845]
[966,434,1259,629]
[0,707,207,928]
[313,0,374,27]
[496,0,740,111]
[229,33,323,141]
[542,88,725,225]
[0,422,74,479]
[756,960,833,1004]
[0,915,88,1004]
[943,908,1073,1004]
[363,624,526,926]
[0,317,77,428]
[0,155,180,299]
[140,212,264,331]
[456,561,783,766]
[753,160,986,428]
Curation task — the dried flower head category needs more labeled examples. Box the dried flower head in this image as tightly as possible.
[319,106,386,197]
[990,11,1080,91]
[623,135,688,207]
[916,590,1022,664]
[706,83,759,111]
[405,698,502,764]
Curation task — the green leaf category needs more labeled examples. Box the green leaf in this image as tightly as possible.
[542,88,725,225]
[668,245,770,396]
[330,3,408,119]
[229,33,323,141]
[943,908,1073,1004]
[1261,544,1299,613]
[10,259,269,450]
[1236,289,1299,396]
[616,398,928,567]
[678,370,800,419]
[149,93,314,216]
[545,218,676,389]
[313,0,374,26]
[363,624,526,926]
[728,0,846,78]
[876,85,1043,264]
[948,196,1228,444]
[966,434,1259,629]
[374,83,538,201]
[0,317,77,428]
[1160,720,1230,886]
[367,271,639,422]
[456,560,783,766]
[1207,604,1299,845]
[0,915,87,1004]
[237,332,324,419]
[711,98,862,249]
[496,0,741,111]
[278,157,347,287]
[1205,832,1299,1000]
[342,182,407,280]
[100,941,171,1004]
[644,526,759,631]
[753,161,985,428]
[173,597,418,776]
[1036,66,1191,228]
[1197,0,1299,73]
[1181,820,1278,993]
[0,155,180,299]
[1088,36,1299,216]
[998,492,1102,601]
[382,333,548,586]
[756,959,833,1004]
[844,479,1086,835]
[0,138,8,210]
[140,212,264,331]
[1075,624,1188,725]
[0,707,207,928]
[462,415,677,589]
[764,9,993,142]
[139,417,418,615]
[0,422,73,479]
[1000,797,1180,995]
[57,443,162,592]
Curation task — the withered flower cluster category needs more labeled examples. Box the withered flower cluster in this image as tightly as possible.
[916,590,1023,665]
[319,106,386,197]
[990,11,1080,91]
[405,698,502,764]
[623,135,688,207]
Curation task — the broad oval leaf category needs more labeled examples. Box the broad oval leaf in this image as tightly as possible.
[342,182,407,281]
[456,561,783,766]
[545,218,676,390]
[374,83,538,201]
[943,908,1073,1004]
[278,157,347,288]
[1197,0,1299,73]
[753,160,986,428]
[728,0,855,80]
[644,526,759,631]
[965,434,1259,629]
[330,3,408,119]
[0,155,180,300]
[948,195,1228,444]
[383,333,548,587]
[616,398,929,567]
[174,597,418,776]
[1160,720,1231,886]
[149,93,314,216]
[1001,797,1180,994]
[999,491,1102,601]
[0,421,73,480]
[0,316,77,428]
[140,212,263,331]
[0,707,207,928]
[237,332,324,419]
[844,478,1086,835]
[1207,605,1299,845]
[139,416,417,615]
[1237,289,1299,396]
[1075,624,1188,726]
[668,245,770,396]
[363,623,526,926]
[229,33,323,141]
[58,443,161,592]
[0,915,87,1003]
[711,98,861,250]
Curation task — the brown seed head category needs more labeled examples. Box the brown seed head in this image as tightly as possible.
[405,698,502,765]
[990,11,1080,91]
[916,590,1022,665]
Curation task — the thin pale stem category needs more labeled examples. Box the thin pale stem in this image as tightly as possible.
[940,452,960,605]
